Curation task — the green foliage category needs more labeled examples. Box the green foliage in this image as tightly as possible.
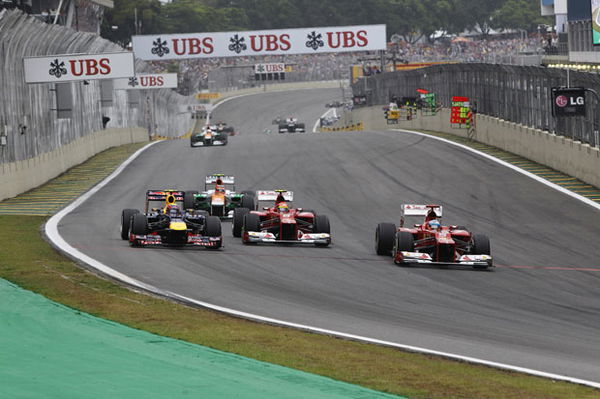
[100,0,547,46]
[492,0,554,32]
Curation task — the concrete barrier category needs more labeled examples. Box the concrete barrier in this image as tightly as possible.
[348,106,600,189]
[0,127,148,201]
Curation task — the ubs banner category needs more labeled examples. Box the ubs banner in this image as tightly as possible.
[113,73,178,90]
[23,52,135,83]
[132,24,386,60]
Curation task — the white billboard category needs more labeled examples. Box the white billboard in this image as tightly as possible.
[132,24,386,60]
[254,63,285,74]
[23,52,135,83]
[114,73,178,90]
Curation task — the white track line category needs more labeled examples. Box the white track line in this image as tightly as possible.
[392,128,600,212]
[43,104,600,390]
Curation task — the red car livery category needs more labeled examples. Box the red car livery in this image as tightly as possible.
[232,190,331,246]
[375,204,492,269]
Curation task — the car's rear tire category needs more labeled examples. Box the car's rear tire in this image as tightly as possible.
[232,207,249,237]
[121,209,140,240]
[375,222,396,255]
[241,193,256,210]
[184,191,198,210]
[130,214,148,235]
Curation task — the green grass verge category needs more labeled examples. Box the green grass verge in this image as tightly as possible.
[1,216,599,399]
[1,143,599,399]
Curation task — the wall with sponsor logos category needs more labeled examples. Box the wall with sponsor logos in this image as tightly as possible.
[0,9,191,168]
[348,106,600,189]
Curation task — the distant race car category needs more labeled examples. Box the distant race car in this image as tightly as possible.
[183,174,256,219]
[231,190,330,246]
[213,121,237,136]
[325,100,344,108]
[121,190,222,248]
[190,124,228,147]
[274,117,306,133]
[375,204,492,269]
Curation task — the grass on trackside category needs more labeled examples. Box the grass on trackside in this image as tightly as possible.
[1,214,599,399]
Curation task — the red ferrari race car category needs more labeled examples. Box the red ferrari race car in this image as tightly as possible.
[120,190,222,249]
[375,204,492,269]
[231,190,331,246]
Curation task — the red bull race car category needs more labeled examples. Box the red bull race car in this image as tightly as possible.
[231,190,330,246]
[375,204,492,269]
[120,190,222,248]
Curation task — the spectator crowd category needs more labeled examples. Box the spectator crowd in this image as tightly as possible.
[148,35,546,94]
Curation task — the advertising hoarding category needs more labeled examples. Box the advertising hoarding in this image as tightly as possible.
[132,25,386,60]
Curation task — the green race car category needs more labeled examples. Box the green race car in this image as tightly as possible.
[184,174,256,219]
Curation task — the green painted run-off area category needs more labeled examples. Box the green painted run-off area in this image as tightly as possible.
[0,279,402,398]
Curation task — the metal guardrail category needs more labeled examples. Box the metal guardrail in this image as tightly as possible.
[352,63,600,148]
[0,9,192,164]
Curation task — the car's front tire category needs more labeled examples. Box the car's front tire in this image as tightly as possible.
[375,222,396,255]
[121,209,140,240]
[232,207,249,237]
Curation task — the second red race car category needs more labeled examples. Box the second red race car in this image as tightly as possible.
[231,190,331,246]
[375,204,492,269]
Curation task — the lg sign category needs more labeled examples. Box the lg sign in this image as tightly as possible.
[555,95,569,107]
[551,87,586,117]
[555,94,584,107]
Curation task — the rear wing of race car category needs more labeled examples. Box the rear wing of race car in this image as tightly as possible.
[145,190,184,212]
[401,204,442,217]
[256,190,294,202]
[205,174,235,189]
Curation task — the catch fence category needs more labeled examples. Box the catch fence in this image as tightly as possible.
[352,63,600,147]
[0,9,191,164]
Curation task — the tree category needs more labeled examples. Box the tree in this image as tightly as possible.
[491,0,553,33]
[454,0,507,35]
[101,0,163,46]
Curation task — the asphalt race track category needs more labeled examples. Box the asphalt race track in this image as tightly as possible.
[58,88,600,383]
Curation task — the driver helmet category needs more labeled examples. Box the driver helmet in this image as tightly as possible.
[275,193,286,204]
[166,204,181,217]
[277,202,289,213]
[428,219,441,230]
[215,185,225,194]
